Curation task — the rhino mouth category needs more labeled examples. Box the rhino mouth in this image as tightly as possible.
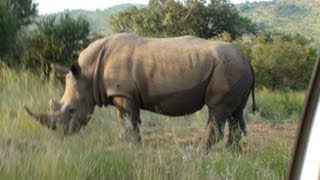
[63,114,92,135]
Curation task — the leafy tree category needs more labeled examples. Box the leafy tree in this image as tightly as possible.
[110,0,256,39]
[0,0,37,63]
[22,14,90,77]
[234,32,317,90]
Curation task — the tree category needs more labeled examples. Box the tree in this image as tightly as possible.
[109,0,256,39]
[234,32,317,90]
[0,0,37,63]
[22,14,90,77]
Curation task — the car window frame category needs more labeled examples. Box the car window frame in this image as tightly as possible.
[288,54,320,180]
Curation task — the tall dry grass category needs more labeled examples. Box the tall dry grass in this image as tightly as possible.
[0,67,301,179]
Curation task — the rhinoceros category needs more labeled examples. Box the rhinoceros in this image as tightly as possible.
[25,33,256,149]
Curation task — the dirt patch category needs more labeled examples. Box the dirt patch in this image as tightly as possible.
[240,121,298,152]
[248,121,298,136]
[143,121,299,147]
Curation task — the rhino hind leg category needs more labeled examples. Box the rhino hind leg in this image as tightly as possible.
[226,90,251,151]
[226,111,243,152]
[204,108,228,150]
[113,96,141,143]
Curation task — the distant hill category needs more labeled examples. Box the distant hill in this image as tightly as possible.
[237,0,320,42]
[47,0,319,44]
[49,4,143,36]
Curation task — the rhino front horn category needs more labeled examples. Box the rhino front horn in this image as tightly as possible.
[24,105,57,130]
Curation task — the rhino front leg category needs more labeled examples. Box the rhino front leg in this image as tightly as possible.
[113,96,141,143]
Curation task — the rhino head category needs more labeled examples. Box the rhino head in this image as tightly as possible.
[24,63,96,135]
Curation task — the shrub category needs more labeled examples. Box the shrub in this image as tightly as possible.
[234,32,317,90]
[254,88,305,122]
[21,13,90,77]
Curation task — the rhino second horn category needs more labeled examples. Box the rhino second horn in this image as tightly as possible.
[24,106,57,130]
[49,99,61,112]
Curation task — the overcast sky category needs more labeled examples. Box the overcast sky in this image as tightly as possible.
[34,0,271,15]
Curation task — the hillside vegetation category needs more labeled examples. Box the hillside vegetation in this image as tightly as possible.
[238,0,320,43]
[54,0,320,44]
[53,4,144,36]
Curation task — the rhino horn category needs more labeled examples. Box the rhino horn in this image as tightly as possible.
[49,99,61,112]
[24,106,57,130]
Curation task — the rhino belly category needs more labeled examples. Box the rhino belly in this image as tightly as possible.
[141,85,206,116]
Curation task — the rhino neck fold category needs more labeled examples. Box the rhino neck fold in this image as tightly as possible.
[93,47,107,107]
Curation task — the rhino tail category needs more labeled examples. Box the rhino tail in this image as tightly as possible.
[251,82,257,113]
[249,60,257,114]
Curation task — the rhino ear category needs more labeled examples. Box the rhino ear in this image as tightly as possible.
[70,62,81,77]
[51,64,69,75]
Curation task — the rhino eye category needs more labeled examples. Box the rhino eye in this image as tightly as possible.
[68,107,76,114]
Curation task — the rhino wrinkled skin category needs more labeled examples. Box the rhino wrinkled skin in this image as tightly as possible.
[25,33,256,150]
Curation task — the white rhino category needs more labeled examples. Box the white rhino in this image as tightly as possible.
[25,33,256,149]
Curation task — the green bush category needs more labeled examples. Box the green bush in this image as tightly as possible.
[254,88,305,122]
[0,0,37,65]
[109,0,256,39]
[234,32,316,90]
[21,13,90,77]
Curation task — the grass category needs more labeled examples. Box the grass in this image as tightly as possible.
[0,67,302,179]
[253,87,305,122]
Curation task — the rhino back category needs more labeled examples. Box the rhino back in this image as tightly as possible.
[133,35,216,115]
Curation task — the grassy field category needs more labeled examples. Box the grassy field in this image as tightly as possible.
[0,68,303,179]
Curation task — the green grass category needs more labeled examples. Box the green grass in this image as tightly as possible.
[253,87,305,122]
[0,67,301,179]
